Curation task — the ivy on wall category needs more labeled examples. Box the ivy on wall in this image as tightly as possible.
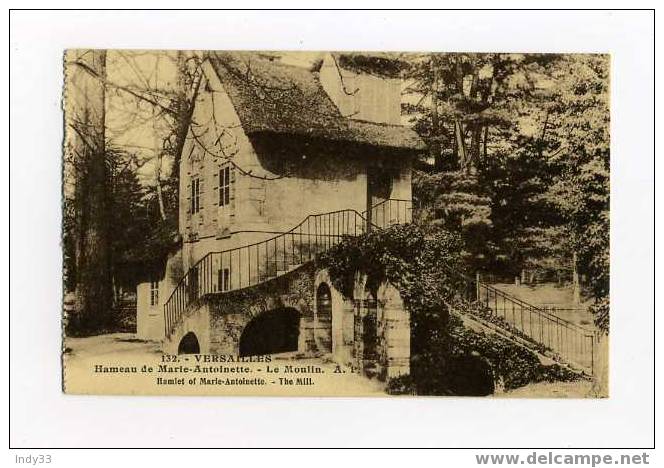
[206,263,316,317]
[318,223,582,396]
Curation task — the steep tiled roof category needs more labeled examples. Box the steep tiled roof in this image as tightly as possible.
[208,52,425,152]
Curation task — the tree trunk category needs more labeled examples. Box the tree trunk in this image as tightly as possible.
[469,124,482,172]
[430,56,443,170]
[572,251,581,305]
[155,177,167,221]
[170,51,203,231]
[66,49,113,334]
[153,105,167,221]
[482,125,489,160]
[454,120,468,170]
[467,69,481,171]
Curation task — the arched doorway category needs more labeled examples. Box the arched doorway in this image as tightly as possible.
[239,308,300,357]
[315,283,333,353]
[178,332,200,354]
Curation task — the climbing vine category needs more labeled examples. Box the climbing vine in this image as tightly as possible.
[319,223,582,396]
[445,315,581,392]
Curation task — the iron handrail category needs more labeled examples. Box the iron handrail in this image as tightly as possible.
[444,264,592,333]
[446,265,596,373]
[164,209,365,304]
[362,198,413,229]
[162,196,595,374]
[163,208,376,337]
[481,280,591,334]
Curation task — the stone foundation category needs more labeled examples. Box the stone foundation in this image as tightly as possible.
[163,265,411,384]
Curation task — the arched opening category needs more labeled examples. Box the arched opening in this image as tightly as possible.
[315,283,333,353]
[239,308,300,357]
[445,354,495,396]
[178,332,200,354]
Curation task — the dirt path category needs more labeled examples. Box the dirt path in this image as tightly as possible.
[64,333,602,398]
[63,333,386,396]
[494,379,595,398]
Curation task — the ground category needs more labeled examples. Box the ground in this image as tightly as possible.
[492,282,595,328]
[63,333,386,396]
[494,380,595,398]
[63,332,606,397]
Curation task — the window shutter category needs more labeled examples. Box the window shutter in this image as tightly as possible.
[199,176,205,212]
[213,167,219,206]
[186,180,192,215]
[221,166,227,206]
[230,166,236,211]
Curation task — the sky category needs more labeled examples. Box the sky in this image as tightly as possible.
[103,50,328,187]
[105,50,179,185]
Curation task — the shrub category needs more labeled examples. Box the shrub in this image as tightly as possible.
[320,223,581,395]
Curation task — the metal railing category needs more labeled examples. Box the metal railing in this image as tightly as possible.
[453,270,596,374]
[164,209,371,338]
[163,196,595,375]
[363,198,412,230]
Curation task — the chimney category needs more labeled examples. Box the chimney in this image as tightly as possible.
[319,53,402,125]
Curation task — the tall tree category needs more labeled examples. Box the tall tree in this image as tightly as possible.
[64,49,113,333]
[407,53,581,279]
[541,54,610,331]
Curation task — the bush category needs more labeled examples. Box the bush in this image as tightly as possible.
[447,315,581,391]
[319,223,463,393]
[319,223,581,395]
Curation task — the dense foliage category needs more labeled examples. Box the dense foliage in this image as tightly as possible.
[319,223,462,394]
[65,51,610,341]
[406,53,610,331]
[445,315,581,392]
[64,147,179,329]
[541,56,610,331]
[319,224,582,395]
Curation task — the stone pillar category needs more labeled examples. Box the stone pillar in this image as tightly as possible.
[340,301,356,366]
[353,301,366,373]
[314,269,353,360]
[378,283,410,379]
[298,315,316,353]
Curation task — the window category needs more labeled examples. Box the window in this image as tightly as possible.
[218,268,230,292]
[219,165,231,207]
[191,177,200,214]
[150,281,159,306]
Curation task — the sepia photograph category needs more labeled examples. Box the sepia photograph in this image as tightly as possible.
[61,49,610,398]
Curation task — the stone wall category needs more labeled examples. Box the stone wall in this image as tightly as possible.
[314,269,354,365]
[136,250,183,341]
[350,272,410,379]
[205,263,316,355]
[377,282,411,378]
[162,263,411,384]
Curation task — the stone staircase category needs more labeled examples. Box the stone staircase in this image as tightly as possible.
[163,198,596,375]
[447,268,598,376]
[163,208,372,338]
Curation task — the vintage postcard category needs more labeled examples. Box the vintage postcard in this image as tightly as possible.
[62,50,609,397]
